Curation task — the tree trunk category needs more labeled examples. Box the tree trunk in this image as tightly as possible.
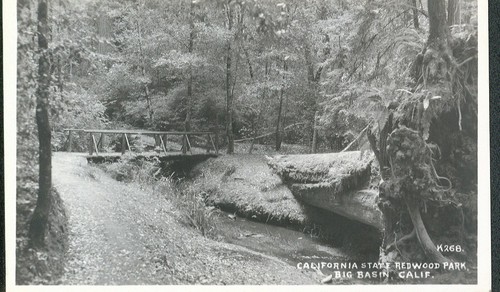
[184,0,195,150]
[136,17,154,126]
[447,0,460,26]
[30,0,52,248]
[368,0,452,264]
[185,0,195,132]
[275,90,284,151]
[406,198,449,263]
[304,41,324,154]
[57,55,64,95]
[412,0,419,28]
[428,0,450,45]
[244,48,254,79]
[225,3,234,154]
[305,46,318,154]
[311,111,318,153]
[304,44,315,83]
[275,59,287,151]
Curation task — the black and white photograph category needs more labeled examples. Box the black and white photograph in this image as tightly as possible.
[5,0,490,289]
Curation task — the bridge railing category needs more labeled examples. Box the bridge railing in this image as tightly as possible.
[63,129,219,155]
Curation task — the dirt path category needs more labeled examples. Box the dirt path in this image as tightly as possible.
[53,153,318,285]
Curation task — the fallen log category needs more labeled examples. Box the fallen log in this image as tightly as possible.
[268,151,383,230]
[291,186,383,230]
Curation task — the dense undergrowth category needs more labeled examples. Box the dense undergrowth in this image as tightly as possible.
[99,156,219,239]
[16,182,69,285]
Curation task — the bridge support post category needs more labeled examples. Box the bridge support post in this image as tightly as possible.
[98,133,105,151]
[154,135,160,149]
[88,132,94,155]
[67,130,73,152]
[214,129,219,154]
[185,135,193,154]
[182,134,187,154]
[121,133,127,155]
[209,134,217,154]
[206,134,211,153]
[163,135,167,151]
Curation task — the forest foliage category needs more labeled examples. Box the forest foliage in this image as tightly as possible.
[17,0,478,271]
[18,0,477,154]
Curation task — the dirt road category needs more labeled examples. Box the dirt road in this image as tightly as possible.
[52,152,318,284]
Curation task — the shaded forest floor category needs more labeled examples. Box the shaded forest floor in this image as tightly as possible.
[16,151,478,285]
[51,152,320,284]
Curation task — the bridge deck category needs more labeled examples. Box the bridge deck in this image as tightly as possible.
[85,151,217,158]
[81,151,219,163]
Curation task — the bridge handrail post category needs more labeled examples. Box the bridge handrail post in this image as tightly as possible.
[121,133,126,155]
[213,129,219,154]
[208,134,217,154]
[182,134,187,154]
[154,134,160,150]
[98,133,105,151]
[67,130,73,152]
[185,134,193,154]
[158,135,168,155]
[91,134,100,155]
[88,132,94,155]
[206,134,210,153]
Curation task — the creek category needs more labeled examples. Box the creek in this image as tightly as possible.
[159,154,385,284]
[210,208,382,284]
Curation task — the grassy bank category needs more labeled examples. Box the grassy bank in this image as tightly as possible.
[98,156,218,238]
[189,155,307,225]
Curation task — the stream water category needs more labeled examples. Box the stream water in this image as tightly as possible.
[212,210,382,284]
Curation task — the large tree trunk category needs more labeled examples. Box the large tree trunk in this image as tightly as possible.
[406,198,448,263]
[225,3,234,154]
[404,0,450,262]
[447,0,460,26]
[428,0,450,45]
[30,0,52,248]
[368,113,449,263]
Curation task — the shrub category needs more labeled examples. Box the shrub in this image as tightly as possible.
[174,184,218,238]
[101,156,161,184]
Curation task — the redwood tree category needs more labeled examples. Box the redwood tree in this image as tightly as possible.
[369,0,457,263]
[448,0,461,26]
[29,0,52,248]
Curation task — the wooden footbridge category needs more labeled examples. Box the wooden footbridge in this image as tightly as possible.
[63,128,219,162]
